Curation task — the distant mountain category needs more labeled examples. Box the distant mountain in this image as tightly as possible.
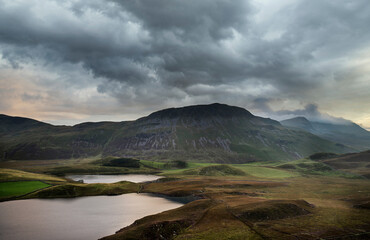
[281,117,370,151]
[0,104,352,162]
[0,115,125,160]
[280,117,314,131]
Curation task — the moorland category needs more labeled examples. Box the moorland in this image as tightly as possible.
[1,153,369,240]
[1,104,369,239]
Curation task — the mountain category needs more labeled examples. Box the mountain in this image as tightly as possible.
[281,117,370,151]
[0,115,125,160]
[0,104,352,162]
[0,114,51,133]
[279,117,314,131]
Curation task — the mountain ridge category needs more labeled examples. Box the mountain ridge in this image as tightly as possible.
[0,104,355,162]
[143,103,255,119]
[281,116,370,150]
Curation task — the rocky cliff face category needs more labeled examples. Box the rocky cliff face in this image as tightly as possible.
[102,104,350,162]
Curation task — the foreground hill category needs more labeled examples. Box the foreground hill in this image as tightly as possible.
[281,117,370,150]
[310,150,370,179]
[0,104,352,162]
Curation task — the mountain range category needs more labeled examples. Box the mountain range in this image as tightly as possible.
[1,103,368,163]
[281,117,370,150]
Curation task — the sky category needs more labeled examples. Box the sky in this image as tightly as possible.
[0,0,369,129]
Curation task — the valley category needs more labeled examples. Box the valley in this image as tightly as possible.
[1,153,369,239]
[1,0,369,238]
[1,104,369,239]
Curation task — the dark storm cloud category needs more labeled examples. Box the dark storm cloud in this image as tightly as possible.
[252,98,351,124]
[117,0,250,39]
[276,104,321,117]
[0,0,370,126]
[251,98,274,113]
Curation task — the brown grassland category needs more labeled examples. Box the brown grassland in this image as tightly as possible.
[0,158,369,240]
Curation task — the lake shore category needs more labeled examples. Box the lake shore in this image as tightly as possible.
[1,162,370,239]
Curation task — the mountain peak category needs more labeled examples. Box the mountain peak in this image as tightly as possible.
[281,115,370,150]
[281,116,313,130]
[283,116,310,123]
[145,103,254,119]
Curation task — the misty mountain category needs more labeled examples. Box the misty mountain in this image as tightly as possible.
[281,117,370,151]
[0,104,353,162]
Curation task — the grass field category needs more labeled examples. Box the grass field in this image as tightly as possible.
[275,158,362,178]
[158,162,299,179]
[0,168,66,182]
[232,164,299,178]
[25,181,138,199]
[0,158,159,176]
[0,181,50,198]
[0,157,353,180]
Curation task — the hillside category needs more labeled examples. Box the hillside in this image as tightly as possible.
[281,117,370,150]
[0,115,126,160]
[0,104,352,162]
[0,114,51,133]
[311,150,370,179]
[103,104,351,162]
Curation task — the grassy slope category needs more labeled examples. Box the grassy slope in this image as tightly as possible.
[159,162,299,179]
[0,167,139,201]
[0,157,159,176]
[103,174,370,240]
[234,165,298,179]
[181,164,247,176]
[0,168,66,182]
[0,181,50,198]
[276,158,362,178]
[25,181,138,199]
[312,150,370,179]
[143,158,344,179]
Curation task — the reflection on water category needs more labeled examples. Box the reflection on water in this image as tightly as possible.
[0,193,183,240]
[67,174,162,183]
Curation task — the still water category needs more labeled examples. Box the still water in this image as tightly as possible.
[67,174,162,183]
[0,193,183,240]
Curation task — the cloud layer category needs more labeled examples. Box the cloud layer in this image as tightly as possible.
[0,0,369,127]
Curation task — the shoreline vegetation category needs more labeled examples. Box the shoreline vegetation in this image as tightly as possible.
[0,156,369,239]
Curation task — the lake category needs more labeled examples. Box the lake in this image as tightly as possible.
[66,174,162,183]
[0,193,184,240]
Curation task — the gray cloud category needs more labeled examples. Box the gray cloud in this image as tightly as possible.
[0,0,369,127]
[252,98,352,125]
